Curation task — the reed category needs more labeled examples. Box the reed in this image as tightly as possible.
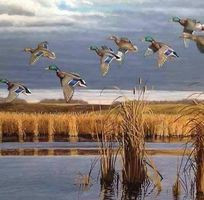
[176,94,204,199]
[93,107,121,200]
[0,110,197,141]
[172,161,181,200]
[116,87,162,198]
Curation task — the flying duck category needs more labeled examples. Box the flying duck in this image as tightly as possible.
[172,17,204,47]
[0,79,31,103]
[143,36,179,68]
[181,33,204,53]
[89,45,120,76]
[107,35,138,61]
[24,41,56,65]
[45,64,87,103]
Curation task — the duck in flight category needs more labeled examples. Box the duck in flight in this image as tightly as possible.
[24,41,56,65]
[0,79,31,103]
[107,35,138,62]
[181,33,204,53]
[90,45,120,76]
[172,17,204,47]
[45,64,87,103]
[143,36,179,68]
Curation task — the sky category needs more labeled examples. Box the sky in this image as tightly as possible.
[0,0,203,91]
[0,0,204,32]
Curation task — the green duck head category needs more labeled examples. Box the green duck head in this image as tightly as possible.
[89,46,98,51]
[45,64,60,72]
[144,36,154,42]
[0,79,9,84]
[172,16,180,22]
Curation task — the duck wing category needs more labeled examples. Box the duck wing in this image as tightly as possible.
[157,45,178,68]
[182,19,197,48]
[183,28,194,48]
[38,41,48,49]
[116,48,129,62]
[69,72,81,78]
[100,53,117,76]
[120,37,131,43]
[6,85,25,103]
[61,75,80,102]
[184,19,196,33]
[196,42,204,53]
[29,51,44,65]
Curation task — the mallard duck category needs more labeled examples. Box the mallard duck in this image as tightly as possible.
[107,35,138,61]
[89,45,120,76]
[0,79,31,103]
[45,64,87,102]
[181,33,204,53]
[24,41,56,65]
[143,36,179,68]
[172,17,204,47]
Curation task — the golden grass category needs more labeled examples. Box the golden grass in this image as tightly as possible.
[115,90,163,197]
[0,110,196,141]
[175,94,204,199]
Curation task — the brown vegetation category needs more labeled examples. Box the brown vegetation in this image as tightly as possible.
[0,110,195,142]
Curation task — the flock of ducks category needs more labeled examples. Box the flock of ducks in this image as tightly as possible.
[0,16,203,103]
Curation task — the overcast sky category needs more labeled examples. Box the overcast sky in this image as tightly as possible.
[0,0,204,32]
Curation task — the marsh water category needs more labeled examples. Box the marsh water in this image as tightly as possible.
[0,140,194,200]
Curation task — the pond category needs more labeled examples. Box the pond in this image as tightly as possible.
[0,141,195,200]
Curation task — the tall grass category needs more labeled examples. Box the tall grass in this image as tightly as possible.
[0,111,194,141]
[95,107,120,200]
[175,94,204,199]
[114,85,163,198]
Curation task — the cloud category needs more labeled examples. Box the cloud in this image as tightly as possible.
[0,0,105,30]
[0,0,204,32]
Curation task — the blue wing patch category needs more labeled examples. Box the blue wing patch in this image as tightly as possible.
[68,79,79,87]
[164,49,173,56]
[104,55,113,64]
[15,87,24,94]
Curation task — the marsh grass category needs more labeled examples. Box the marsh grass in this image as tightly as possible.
[172,160,181,200]
[0,111,193,142]
[117,88,162,198]
[98,84,163,199]
[175,93,204,199]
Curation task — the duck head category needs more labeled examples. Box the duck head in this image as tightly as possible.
[172,16,180,23]
[45,64,60,72]
[0,79,9,84]
[89,46,98,51]
[143,36,154,43]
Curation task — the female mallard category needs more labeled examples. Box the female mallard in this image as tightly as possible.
[107,35,138,61]
[181,33,204,53]
[172,17,204,47]
[24,41,56,65]
[0,79,31,103]
[90,45,120,76]
[143,36,179,68]
[45,64,87,103]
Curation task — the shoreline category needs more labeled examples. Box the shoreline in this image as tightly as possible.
[0,89,203,105]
